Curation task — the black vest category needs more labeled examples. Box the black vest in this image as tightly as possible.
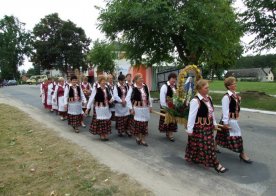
[117,84,128,98]
[94,87,112,106]
[131,84,149,103]
[166,83,176,98]
[68,86,81,100]
[195,96,214,124]
[229,95,240,113]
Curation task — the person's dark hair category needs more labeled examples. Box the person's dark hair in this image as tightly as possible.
[118,74,126,81]
[126,73,132,78]
[168,73,177,80]
[71,75,78,81]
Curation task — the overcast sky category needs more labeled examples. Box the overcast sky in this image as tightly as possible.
[0,0,273,71]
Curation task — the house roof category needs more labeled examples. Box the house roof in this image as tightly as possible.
[225,68,272,78]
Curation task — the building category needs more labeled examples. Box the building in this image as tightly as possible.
[225,68,274,82]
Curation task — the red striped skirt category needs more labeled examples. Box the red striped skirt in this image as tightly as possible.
[68,114,82,128]
[159,114,177,133]
[132,120,148,136]
[89,109,111,135]
[116,116,129,133]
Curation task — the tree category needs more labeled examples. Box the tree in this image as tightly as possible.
[87,40,116,73]
[241,0,276,51]
[0,15,32,79]
[32,13,90,74]
[26,66,40,77]
[98,0,243,67]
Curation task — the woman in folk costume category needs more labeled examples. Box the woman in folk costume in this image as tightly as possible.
[64,75,87,133]
[159,73,178,142]
[113,74,132,137]
[51,78,59,114]
[125,73,134,131]
[107,74,116,121]
[86,75,114,141]
[53,77,67,120]
[185,79,228,173]
[125,73,133,91]
[79,76,92,128]
[126,73,152,147]
[40,79,47,105]
[43,78,53,111]
[215,77,252,163]
[81,76,92,113]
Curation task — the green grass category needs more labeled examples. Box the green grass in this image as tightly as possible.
[210,92,276,111]
[209,80,276,95]
[0,104,152,196]
[151,91,276,111]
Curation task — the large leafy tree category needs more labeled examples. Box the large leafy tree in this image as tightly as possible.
[0,15,32,79]
[87,40,116,73]
[241,0,276,51]
[32,13,90,74]
[98,0,243,67]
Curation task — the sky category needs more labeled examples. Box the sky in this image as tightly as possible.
[0,0,274,71]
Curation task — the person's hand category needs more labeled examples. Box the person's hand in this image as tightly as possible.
[149,107,153,113]
[187,132,193,136]
[64,104,68,110]
[109,99,114,104]
[214,125,219,130]
[85,109,89,115]
[130,109,135,115]
[223,124,231,130]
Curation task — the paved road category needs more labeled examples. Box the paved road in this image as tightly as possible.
[1,85,276,196]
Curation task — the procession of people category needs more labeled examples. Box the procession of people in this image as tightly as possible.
[40,72,252,174]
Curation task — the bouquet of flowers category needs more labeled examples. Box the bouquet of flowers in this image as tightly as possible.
[162,65,202,127]
[163,95,189,125]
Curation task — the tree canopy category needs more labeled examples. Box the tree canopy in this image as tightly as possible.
[98,0,243,67]
[0,15,32,79]
[87,40,116,74]
[32,13,91,74]
[241,0,276,51]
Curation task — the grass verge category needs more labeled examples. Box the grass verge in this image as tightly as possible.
[150,91,276,112]
[0,104,152,196]
[209,80,276,95]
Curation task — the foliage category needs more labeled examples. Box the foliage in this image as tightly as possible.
[87,40,116,73]
[164,96,189,119]
[233,54,276,70]
[98,0,243,67]
[241,0,276,51]
[32,13,90,74]
[0,15,32,79]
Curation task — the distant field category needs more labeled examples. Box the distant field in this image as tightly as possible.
[209,81,276,95]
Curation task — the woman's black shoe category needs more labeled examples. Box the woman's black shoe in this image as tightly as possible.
[141,142,148,147]
[215,165,228,173]
[136,138,141,145]
[239,154,253,164]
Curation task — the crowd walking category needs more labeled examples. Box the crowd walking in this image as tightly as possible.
[41,73,252,174]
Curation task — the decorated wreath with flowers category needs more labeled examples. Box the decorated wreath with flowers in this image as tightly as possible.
[163,65,202,126]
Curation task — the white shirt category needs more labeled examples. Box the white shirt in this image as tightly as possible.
[125,83,153,110]
[64,84,87,105]
[222,90,235,124]
[87,86,114,109]
[187,93,217,133]
[160,81,176,107]
[113,83,127,103]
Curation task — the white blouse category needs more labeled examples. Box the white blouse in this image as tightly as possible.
[187,93,217,134]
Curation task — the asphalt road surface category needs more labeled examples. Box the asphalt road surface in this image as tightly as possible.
[1,85,276,196]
